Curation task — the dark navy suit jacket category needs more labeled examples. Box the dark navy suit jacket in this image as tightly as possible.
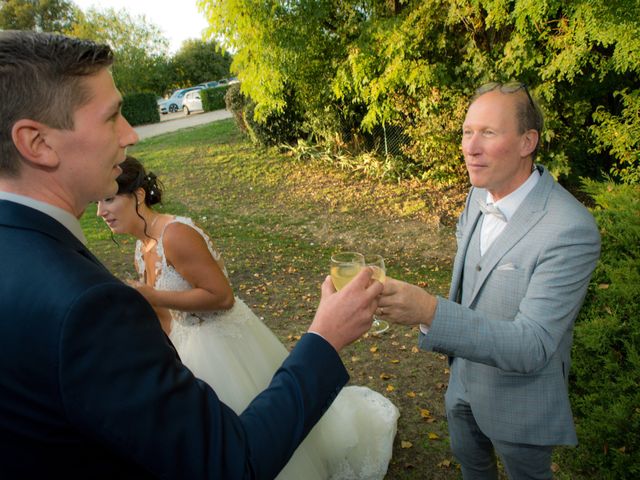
[0,200,348,479]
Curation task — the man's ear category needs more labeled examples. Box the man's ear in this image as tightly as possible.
[11,119,61,168]
[521,129,539,158]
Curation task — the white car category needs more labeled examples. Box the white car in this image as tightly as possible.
[182,90,204,115]
[159,86,203,114]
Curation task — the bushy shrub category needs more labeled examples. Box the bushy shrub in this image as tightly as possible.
[201,85,230,111]
[121,92,159,126]
[559,180,640,478]
[224,83,248,133]
[242,85,306,147]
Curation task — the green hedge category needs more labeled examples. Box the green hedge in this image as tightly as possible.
[121,92,160,126]
[223,82,305,147]
[559,180,640,478]
[201,85,230,111]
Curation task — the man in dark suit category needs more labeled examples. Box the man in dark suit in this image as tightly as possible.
[378,82,600,478]
[0,31,382,479]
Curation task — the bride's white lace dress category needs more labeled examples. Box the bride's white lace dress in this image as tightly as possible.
[135,216,399,479]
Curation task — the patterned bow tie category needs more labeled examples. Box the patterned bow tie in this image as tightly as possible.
[478,199,507,222]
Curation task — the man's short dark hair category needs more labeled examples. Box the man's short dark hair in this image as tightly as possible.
[0,31,114,177]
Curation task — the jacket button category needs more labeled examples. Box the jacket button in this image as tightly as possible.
[476,265,482,271]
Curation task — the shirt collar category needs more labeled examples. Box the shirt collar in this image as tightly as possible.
[486,166,541,222]
[0,191,88,245]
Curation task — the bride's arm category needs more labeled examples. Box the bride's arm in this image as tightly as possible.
[137,222,235,313]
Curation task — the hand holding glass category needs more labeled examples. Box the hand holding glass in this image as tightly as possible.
[330,252,389,335]
[364,254,389,334]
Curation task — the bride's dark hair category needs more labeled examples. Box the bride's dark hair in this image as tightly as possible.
[116,155,163,205]
[115,155,164,239]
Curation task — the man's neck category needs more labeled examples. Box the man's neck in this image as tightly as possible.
[0,178,80,218]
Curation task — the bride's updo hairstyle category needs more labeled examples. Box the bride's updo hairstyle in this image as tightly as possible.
[115,155,164,239]
[116,155,164,206]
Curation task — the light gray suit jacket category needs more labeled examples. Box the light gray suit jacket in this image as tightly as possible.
[420,165,600,446]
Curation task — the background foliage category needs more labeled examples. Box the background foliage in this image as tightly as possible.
[563,180,640,477]
[199,0,640,186]
[0,0,76,32]
[171,39,232,89]
[121,92,160,126]
[67,6,172,96]
[0,1,233,98]
[201,85,230,111]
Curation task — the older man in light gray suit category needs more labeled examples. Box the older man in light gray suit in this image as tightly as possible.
[379,82,600,479]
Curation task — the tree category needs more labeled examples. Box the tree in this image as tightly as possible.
[171,38,232,87]
[0,0,77,33]
[197,0,379,148]
[68,7,172,95]
[199,0,640,185]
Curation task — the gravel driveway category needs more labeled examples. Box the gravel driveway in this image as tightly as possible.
[134,109,233,140]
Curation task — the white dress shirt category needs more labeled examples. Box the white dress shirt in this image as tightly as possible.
[480,168,540,255]
[0,191,87,244]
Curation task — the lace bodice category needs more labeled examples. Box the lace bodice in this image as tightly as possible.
[134,216,230,327]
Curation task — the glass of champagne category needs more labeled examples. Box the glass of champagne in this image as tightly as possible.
[364,254,390,334]
[330,252,365,291]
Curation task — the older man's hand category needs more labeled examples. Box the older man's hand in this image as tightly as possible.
[376,277,437,328]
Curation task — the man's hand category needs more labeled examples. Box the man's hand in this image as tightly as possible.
[376,277,437,327]
[309,267,383,352]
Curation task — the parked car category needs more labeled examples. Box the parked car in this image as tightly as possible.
[156,96,168,114]
[158,86,203,113]
[182,90,204,115]
[197,80,220,89]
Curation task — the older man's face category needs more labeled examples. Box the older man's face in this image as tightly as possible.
[461,90,537,201]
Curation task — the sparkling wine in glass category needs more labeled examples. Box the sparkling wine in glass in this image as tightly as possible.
[365,254,390,335]
[330,252,365,291]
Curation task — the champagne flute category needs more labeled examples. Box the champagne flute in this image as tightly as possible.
[330,252,365,291]
[364,254,390,335]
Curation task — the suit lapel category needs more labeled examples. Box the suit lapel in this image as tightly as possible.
[448,197,483,302]
[460,167,555,304]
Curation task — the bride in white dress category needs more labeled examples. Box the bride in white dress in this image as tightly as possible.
[97,156,399,479]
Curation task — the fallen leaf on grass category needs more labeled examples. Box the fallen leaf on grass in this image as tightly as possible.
[411,346,419,353]
[437,459,451,468]
[380,372,392,380]
[369,346,378,353]
[401,441,413,449]
[386,385,395,392]
[419,408,431,419]
[390,359,400,364]
[428,432,440,440]
[406,391,416,398]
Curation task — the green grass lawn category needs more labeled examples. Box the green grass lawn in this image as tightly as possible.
[80,119,582,479]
